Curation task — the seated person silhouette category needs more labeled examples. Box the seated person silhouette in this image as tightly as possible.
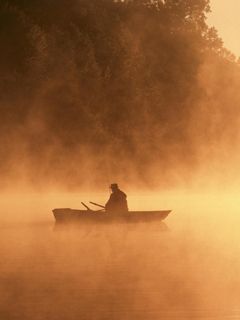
[105,184,128,214]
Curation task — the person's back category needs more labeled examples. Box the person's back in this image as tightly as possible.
[105,184,128,214]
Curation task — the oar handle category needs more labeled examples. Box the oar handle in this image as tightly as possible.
[89,201,105,209]
[81,202,92,211]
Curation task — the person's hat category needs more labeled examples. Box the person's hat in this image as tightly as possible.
[110,183,118,189]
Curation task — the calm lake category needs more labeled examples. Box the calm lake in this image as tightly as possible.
[0,191,240,319]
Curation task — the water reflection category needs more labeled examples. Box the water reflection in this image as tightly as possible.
[53,220,169,233]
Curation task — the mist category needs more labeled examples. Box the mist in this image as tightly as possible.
[0,0,240,191]
[1,1,240,319]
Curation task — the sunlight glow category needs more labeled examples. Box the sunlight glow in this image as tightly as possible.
[208,0,240,57]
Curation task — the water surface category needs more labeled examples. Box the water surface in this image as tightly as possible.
[0,192,240,319]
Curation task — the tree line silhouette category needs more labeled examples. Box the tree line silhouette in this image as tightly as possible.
[0,0,239,188]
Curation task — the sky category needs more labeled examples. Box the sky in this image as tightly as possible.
[207,0,240,57]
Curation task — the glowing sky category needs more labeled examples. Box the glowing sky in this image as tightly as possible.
[207,1,240,57]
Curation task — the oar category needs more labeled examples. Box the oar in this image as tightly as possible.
[89,201,105,209]
[81,202,92,211]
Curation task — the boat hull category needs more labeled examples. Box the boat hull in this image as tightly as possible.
[52,208,171,224]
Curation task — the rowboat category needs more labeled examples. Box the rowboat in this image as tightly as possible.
[52,208,171,224]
